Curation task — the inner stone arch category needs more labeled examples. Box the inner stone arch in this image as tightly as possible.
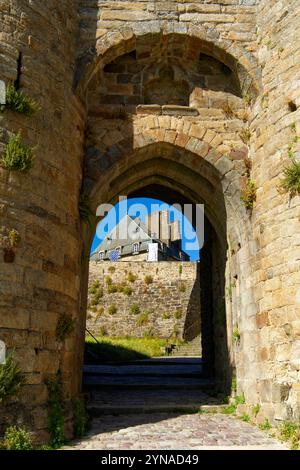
[82,138,245,393]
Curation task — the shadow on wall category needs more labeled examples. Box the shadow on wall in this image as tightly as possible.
[183,262,201,342]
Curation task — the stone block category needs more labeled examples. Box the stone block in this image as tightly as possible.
[136,105,161,115]
[162,105,199,116]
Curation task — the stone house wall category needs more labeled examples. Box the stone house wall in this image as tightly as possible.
[86,261,201,341]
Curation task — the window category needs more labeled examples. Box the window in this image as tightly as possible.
[99,251,105,261]
[132,243,139,254]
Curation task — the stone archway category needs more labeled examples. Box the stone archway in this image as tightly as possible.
[76,22,259,411]
[79,134,251,393]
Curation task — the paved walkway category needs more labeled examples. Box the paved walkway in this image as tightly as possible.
[73,358,287,450]
[67,412,287,450]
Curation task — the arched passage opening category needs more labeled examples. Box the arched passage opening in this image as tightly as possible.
[76,24,257,418]
[80,139,242,394]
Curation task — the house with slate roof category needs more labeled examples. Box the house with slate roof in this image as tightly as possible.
[91,211,190,262]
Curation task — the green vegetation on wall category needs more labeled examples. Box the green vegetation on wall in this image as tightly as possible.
[46,378,65,449]
[241,178,257,211]
[0,354,26,403]
[0,85,39,116]
[280,159,300,198]
[1,426,33,450]
[72,397,89,438]
[56,313,75,342]
[0,133,34,172]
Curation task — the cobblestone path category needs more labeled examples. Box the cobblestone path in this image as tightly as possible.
[67,413,287,450]
[70,359,288,450]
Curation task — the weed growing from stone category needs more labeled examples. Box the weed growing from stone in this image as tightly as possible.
[107,284,118,294]
[178,282,186,293]
[252,404,260,417]
[122,286,133,296]
[280,159,300,198]
[137,311,150,326]
[56,313,75,342]
[1,85,39,116]
[174,309,182,319]
[222,403,237,415]
[108,304,117,315]
[0,354,26,403]
[259,418,272,431]
[89,280,100,294]
[241,178,257,211]
[233,324,241,343]
[239,128,251,144]
[240,413,251,423]
[2,426,33,450]
[46,378,65,449]
[144,275,153,285]
[72,397,89,438]
[0,133,34,171]
[128,271,137,282]
[130,304,140,315]
[279,422,300,450]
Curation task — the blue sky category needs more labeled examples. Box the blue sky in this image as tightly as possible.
[91,197,200,261]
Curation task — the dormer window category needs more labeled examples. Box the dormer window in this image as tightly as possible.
[132,243,139,254]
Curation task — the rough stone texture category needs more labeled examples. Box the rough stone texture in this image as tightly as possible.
[87,261,201,340]
[0,0,299,443]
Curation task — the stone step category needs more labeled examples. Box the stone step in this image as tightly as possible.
[86,389,220,417]
[170,335,202,357]
[83,363,203,378]
[83,375,215,391]
[88,403,223,416]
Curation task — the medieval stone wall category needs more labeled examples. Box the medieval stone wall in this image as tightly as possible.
[0,0,84,441]
[0,0,300,444]
[86,261,201,341]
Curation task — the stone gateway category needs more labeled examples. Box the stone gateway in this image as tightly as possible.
[0,0,299,443]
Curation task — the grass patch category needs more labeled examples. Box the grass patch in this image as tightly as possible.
[85,336,181,362]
